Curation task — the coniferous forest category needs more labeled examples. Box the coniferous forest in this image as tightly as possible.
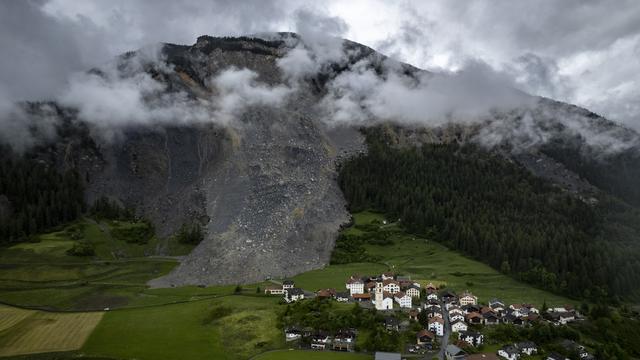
[0,146,85,243]
[338,128,640,301]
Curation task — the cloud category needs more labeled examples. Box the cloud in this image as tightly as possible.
[319,57,530,127]
[211,67,293,123]
[1,0,640,153]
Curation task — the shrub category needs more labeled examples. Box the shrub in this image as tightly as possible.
[66,241,95,256]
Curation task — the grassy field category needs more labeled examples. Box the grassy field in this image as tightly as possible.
[0,218,203,311]
[0,305,103,357]
[82,295,284,360]
[253,350,373,360]
[297,211,571,307]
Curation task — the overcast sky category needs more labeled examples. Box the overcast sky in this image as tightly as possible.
[1,0,639,129]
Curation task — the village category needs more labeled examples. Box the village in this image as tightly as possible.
[264,272,594,360]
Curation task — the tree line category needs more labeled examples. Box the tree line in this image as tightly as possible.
[0,147,84,244]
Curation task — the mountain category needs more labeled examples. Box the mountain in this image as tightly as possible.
[1,34,640,294]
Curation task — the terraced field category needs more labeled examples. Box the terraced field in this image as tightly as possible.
[0,305,103,357]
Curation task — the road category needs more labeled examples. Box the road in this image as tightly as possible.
[438,300,451,359]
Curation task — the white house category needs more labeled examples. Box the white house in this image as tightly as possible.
[383,279,401,294]
[428,317,445,336]
[346,277,365,295]
[449,313,465,323]
[459,291,478,306]
[451,320,468,333]
[284,327,301,341]
[516,341,537,356]
[406,285,421,298]
[382,272,395,280]
[459,331,483,346]
[282,279,294,289]
[394,291,412,308]
[264,286,284,295]
[498,345,520,360]
[284,288,305,303]
[427,292,439,301]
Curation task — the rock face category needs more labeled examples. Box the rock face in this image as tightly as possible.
[74,35,366,286]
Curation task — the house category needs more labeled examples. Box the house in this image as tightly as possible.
[426,282,438,292]
[310,331,330,350]
[441,290,457,303]
[394,291,412,308]
[498,345,520,360]
[548,311,575,325]
[549,305,574,313]
[352,293,371,302]
[384,316,400,331]
[445,344,466,360]
[316,288,336,299]
[489,298,505,311]
[546,353,569,360]
[502,314,524,326]
[408,309,420,321]
[428,317,445,336]
[374,352,401,360]
[381,272,395,280]
[333,329,356,351]
[449,306,464,315]
[346,276,365,295]
[264,286,284,295]
[335,291,350,302]
[462,304,481,314]
[284,327,302,341]
[450,313,465,323]
[366,281,377,293]
[451,320,468,333]
[284,288,304,303]
[515,341,537,356]
[383,279,401,294]
[427,292,439,301]
[425,305,442,318]
[282,279,295,289]
[416,329,435,345]
[459,291,478,306]
[406,285,421,298]
[483,312,500,325]
[459,331,483,346]
[466,312,483,324]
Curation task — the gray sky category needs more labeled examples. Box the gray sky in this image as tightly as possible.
[1,0,639,129]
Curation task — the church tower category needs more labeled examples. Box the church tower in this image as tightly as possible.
[374,281,384,310]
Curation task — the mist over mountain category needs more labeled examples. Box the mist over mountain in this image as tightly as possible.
[1,33,640,290]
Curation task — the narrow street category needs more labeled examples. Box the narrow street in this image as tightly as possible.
[438,300,451,359]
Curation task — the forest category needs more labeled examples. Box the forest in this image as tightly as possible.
[338,128,640,301]
[0,146,85,244]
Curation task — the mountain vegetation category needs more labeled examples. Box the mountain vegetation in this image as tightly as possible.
[0,146,85,244]
[338,128,640,301]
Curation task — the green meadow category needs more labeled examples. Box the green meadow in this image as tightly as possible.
[295,211,571,307]
[82,295,284,360]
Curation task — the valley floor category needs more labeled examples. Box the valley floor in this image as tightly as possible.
[0,213,576,359]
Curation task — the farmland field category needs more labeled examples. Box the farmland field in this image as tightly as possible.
[82,295,284,360]
[0,305,103,357]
